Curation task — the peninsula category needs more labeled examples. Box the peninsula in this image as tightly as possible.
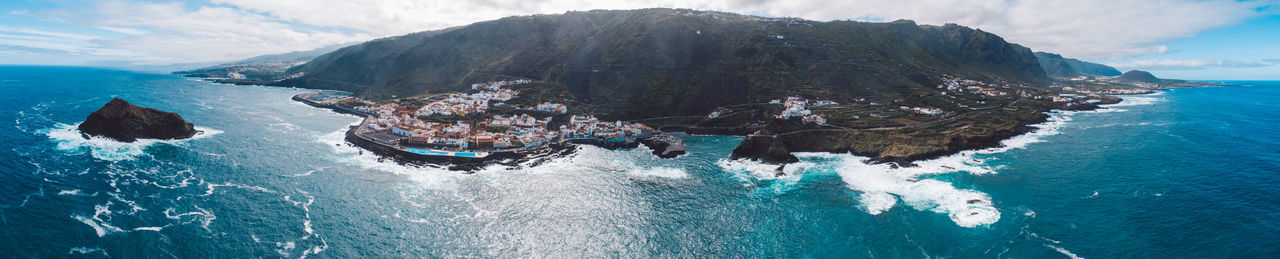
[293,80,685,170]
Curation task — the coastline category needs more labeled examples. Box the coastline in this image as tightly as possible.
[292,88,1130,169]
[733,95,1129,166]
[292,92,685,170]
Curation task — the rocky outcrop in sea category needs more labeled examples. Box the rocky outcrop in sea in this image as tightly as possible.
[78,98,198,142]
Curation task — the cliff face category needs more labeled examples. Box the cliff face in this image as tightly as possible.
[78,98,197,142]
[279,8,1049,120]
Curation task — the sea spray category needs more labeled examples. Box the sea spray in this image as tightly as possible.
[43,123,222,161]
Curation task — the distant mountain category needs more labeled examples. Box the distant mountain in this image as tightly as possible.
[1118,70,1160,82]
[173,44,353,83]
[278,8,1049,119]
[1034,52,1121,78]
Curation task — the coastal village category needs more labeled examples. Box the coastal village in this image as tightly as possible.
[296,73,1154,164]
[296,79,680,159]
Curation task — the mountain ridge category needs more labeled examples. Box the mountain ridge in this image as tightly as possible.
[1033,51,1122,78]
[172,44,353,84]
[275,8,1049,120]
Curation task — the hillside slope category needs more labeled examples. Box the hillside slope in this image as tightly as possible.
[279,9,1048,120]
[1034,51,1122,78]
[173,44,352,83]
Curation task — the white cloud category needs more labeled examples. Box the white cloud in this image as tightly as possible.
[3,0,1274,66]
[210,0,695,36]
[95,26,147,35]
[1107,59,1277,70]
[0,25,97,41]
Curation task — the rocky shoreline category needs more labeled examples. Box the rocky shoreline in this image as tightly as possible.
[341,124,576,171]
[293,86,1140,171]
[730,95,1126,166]
[294,93,685,171]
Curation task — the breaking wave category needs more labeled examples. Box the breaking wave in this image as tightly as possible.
[315,127,464,190]
[42,123,222,161]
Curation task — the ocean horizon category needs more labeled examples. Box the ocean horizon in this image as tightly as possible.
[2,66,1278,257]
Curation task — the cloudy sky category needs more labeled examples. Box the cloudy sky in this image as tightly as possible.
[1,0,1277,79]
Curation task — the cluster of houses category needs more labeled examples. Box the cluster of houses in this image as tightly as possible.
[900,106,945,116]
[527,102,568,114]
[1099,88,1152,95]
[707,107,731,118]
[939,75,1011,97]
[561,115,656,143]
[773,96,829,125]
[385,113,557,150]
[409,79,572,117]
[471,79,532,91]
[339,79,673,152]
[415,89,517,117]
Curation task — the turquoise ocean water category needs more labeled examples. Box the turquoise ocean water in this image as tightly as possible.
[1,66,1277,257]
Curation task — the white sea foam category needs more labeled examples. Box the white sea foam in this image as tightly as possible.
[626,166,689,179]
[1104,92,1165,108]
[320,125,696,191]
[269,122,300,133]
[133,226,165,231]
[202,182,277,196]
[57,189,82,196]
[73,210,123,237]
[289,167,325,177]
[819,153,1001,227]
[719,157,816,178]
[715,157,818,196]
[316,128,464,190]
[1045,244,1085,259]
[794,100,1126,227]
[276,241,297,257]
[42,123,222,161]
[57,188,96,196]
[163,206,216,231]
[859,192,898,215]
[67,247,107,256]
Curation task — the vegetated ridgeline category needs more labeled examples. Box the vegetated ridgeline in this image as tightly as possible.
[280,8,1045,118]
[270,8,1130,165]
[1034,51,1122,78]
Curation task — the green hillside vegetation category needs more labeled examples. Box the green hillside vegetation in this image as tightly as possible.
[279,8,1046,121]
[277,8,1145,163]
[1034,51,1122,78]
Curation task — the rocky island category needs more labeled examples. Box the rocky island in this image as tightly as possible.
[78,98,198,142]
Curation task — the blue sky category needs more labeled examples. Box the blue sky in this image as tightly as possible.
[1,0,1277,79]
[1103,14,1280,80]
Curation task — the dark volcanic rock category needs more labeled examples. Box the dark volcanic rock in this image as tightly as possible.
[641,139,687,158]
[730,135,799,164]
[78,98,198,142]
